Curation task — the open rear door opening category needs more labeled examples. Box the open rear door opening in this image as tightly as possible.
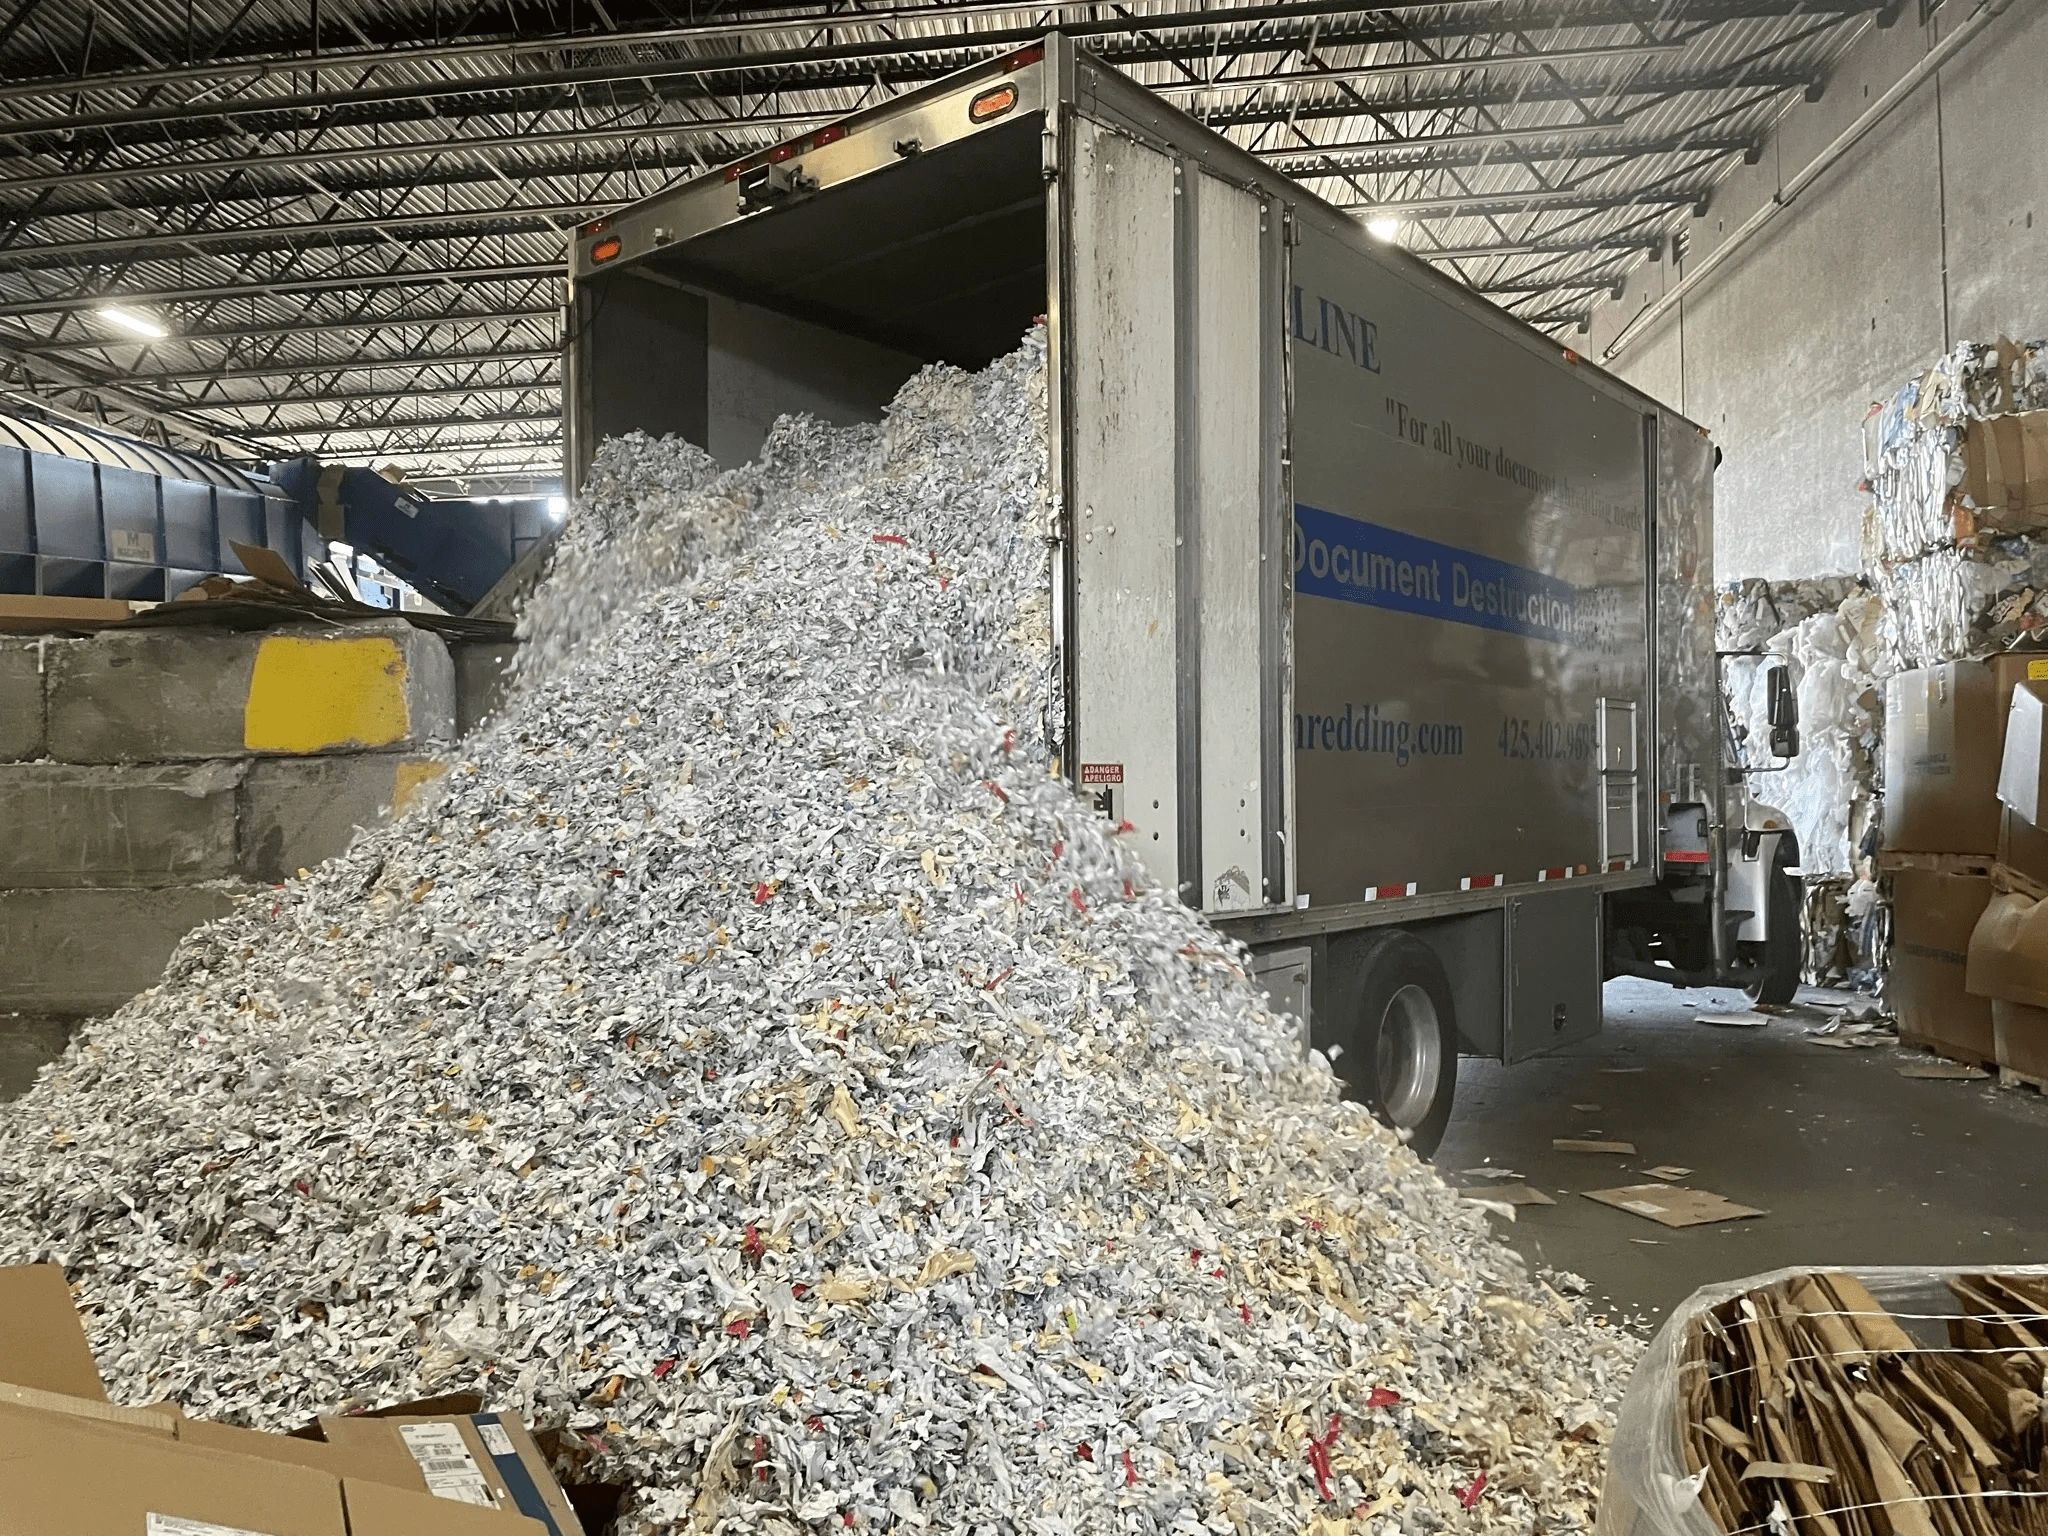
[566,95,1051,485]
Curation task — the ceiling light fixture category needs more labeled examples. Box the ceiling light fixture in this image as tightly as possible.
[99,305,169,339]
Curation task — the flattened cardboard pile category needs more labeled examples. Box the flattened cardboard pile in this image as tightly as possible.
[0,1264,587,1536]
[1604,1267,2048,1536]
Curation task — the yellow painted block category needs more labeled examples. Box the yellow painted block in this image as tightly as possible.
[391,758,449,813]
[243,635,412,753]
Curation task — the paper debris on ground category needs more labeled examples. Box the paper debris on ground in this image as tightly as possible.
[1554,1139,1638,1155]
[1583,1186,1767,1229]
[1571,1104,1601,1113]
[1640,1166,1692,1182]
[1459,1185,1555,1207]
[0,336,1634,1535]
[1600,1066,1648,1074]
[1896,1061,1991,1080]
[1457,1167,1522,1180]
[1697,1012,1770,1029]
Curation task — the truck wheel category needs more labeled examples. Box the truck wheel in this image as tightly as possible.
[1744,842,1803,1006]
[1317,932,1458,1157]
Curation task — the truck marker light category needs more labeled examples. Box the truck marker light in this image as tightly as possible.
[1004,44,1044,70]
[1664,849,1710,864]
[970,83,1019,123]
[590,235,623,264]
[769,142,800,163]
[580,217,612,237]
[811,124,847,148]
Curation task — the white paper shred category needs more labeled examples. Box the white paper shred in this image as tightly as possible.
[0,331,1633,1535]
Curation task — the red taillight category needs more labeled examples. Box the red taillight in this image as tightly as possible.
[723,163,747,182]
[768,142,799,163]
[590,235,622,264]
[969,83,1019,123]
[1005,45,1044,71]
[580,217,612,237]
[812,124,847,148]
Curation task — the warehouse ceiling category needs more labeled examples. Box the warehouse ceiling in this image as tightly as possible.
[0,0,1890,492]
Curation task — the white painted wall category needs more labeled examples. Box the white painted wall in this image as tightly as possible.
[1583,1,2048,583]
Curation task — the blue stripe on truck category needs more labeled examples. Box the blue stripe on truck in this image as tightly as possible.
[1292,502,1589,647]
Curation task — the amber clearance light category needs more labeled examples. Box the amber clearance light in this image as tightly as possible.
[590,235,623,264]
[969,83,1018,123]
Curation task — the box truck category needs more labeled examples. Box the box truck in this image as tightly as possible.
[562,35,1803,1152]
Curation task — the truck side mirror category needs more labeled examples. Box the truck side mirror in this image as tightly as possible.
[1766,662,1800,758]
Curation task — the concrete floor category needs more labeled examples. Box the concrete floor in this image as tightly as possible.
[1440,978,2048,1332]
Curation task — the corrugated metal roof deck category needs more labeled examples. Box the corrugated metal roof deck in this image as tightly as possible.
[0,0,1880,489]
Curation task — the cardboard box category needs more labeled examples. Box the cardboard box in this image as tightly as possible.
[318,1411,582,1536]
[0,1264,107,1400]
[1885,654,2048,855]
[1961,410,2048,532]
[1890,869,1997,1064]
[0,1400,349,1536]
[1998,806,2048,889]
[0,1398,550,1536]
[1992,998,2048,1083]
[1967,888,2048,1010]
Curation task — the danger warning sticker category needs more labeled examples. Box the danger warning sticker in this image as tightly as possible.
[1079,763,1124,785]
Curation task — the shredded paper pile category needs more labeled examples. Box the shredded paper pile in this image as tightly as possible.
[0,336,1632,1534]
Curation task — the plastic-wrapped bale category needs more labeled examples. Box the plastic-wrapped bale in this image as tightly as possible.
[1599,1264,2048,1536]
[1871,534,2048,671]
[1864,336,2048,567]
[0,336,1637,1535]
[1729,591,1884,876]
[1713,576,1862,654]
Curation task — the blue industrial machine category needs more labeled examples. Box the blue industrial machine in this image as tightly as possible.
[0,408,556,614]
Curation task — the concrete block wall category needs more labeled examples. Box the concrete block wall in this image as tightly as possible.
[0,621,514,1023]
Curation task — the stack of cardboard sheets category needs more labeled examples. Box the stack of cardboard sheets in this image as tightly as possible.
[0,1264,590,1536]
[1603,1267,2048,1536]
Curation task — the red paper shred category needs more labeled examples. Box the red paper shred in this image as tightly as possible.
[1306,1414,1342,1502]
[1456,1471,1488,1509]
[1122,880,1135,899]
[1189,1249,1202,1265]
[750,882,774,905]
[805,1415,826,1432]
[871,533,908,546]
[1365,1386,1402,1409]
[1051,839,1065,858]
[652,1358,677,1379]
[741,1224,765,1264]
[1115,819,1135,834]
[1210,1267,1225,1278]
[982,779,1009,803]
[1068,888,1087,914]
[1001,729,1015,754]
[1075,1442,1093,1462]
[1238,1302,1252,1324]
[1121,1448,1138,1487]
[790,1283,810,1299]
[725,1318,752,1339]
[984,966,1012,990]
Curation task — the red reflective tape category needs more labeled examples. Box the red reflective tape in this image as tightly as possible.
[1663,849,1711,864]
[1362,882,1417,902]
[1459,873,1503,890]
[1607,858,1630,872]
[1537,867,1572,882]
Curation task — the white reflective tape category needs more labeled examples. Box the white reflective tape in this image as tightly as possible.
[400,1421,497,1507]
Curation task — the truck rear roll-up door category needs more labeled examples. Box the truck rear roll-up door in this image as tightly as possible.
[1063,113,1291,917]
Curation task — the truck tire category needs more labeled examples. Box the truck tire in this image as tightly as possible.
[1316,931,1458,1157]
[1744,842,1803,1006]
